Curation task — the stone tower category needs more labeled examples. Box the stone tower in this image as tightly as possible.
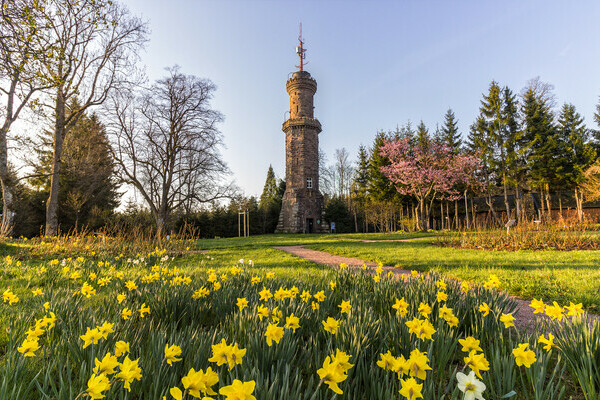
[276,32,327,233]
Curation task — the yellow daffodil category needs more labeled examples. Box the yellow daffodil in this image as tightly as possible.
[322,317,340,335]
[545,301,565,321]
[459,337,483,353]
[565,302,583,316]
[464,351,490,378]
[265,323,284,346]
[98,322,114,339]
[460,281,471,293]
[399,377,423,400]
[478,303,490,316]
[115,341,130,357]
[17,338,40,357]
[537,333,555,351]
[285,313,300,332]
[81,327,103,348]
[165,344,183,366]
[181,367,219,397]
[2,289,19,305]
[122,308,132,320]
[314,290,325,302]
[93,352,119,375]
[500,313,515,328]
[300,290,311,302]
[138,303,150,318]
[257,305,270,321]
[392,297,409,317]
[513,343,537,368]
[529,298,546,314]
[86,373,111,399]
[237,297,249,311]
[417,303,432,319]
[258,287,273,301]
[116,356,143,391]
[219,379,256,400]
[31,288,43,296]
[338,300,352,314]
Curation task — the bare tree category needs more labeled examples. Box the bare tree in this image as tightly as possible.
[107,66,232,235]
[0,0,54,235]
[333,147,354,198]
[37,0,147,236]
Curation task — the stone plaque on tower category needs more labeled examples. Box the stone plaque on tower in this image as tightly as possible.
[276,27,328,234]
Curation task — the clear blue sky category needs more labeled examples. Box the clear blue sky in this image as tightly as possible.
[124,0,600,197]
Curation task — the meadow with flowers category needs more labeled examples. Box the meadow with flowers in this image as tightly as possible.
[1,234,599,399]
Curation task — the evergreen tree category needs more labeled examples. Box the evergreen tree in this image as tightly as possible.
[367,131,395,201]
[416,121,430,151]
[521,84,558,216]
[440,109,462,153]
[558,103,597,220]
[30,103,119,231]
[350,144,370,232]
[258,165,282,233]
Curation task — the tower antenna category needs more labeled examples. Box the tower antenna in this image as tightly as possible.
[295,22,307,71]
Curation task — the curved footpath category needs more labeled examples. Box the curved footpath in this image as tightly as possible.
[273,245,559,331]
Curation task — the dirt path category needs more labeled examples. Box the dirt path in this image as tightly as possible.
[273,245,545,330]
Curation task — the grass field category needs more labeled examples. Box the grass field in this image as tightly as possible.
[198,232,600,312]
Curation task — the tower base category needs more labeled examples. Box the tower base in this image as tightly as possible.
[275,189,329,234]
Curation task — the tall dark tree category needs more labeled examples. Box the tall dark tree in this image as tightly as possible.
[557,103,597,221]
[440,109,462,153]
[258,165,282,233]
[351,144,370,232]
[367,131,395,202]
[521,80,558,217]
[30,103,119,231]
[416,121,430,152]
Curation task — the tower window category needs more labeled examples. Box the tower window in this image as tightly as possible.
[306,177,313,189]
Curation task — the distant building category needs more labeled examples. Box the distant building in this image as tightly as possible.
[276,32,327,233]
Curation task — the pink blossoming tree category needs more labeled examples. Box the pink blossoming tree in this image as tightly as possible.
[380,137,481,230]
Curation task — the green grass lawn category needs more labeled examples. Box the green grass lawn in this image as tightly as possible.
[307,238,600,312]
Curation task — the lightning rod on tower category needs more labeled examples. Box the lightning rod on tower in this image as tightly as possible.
[295,22,307,71]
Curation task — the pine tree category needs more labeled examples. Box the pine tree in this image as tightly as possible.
[258,165,282,233]
[30,103,119,231]
[416,121,430,151]
[441,109,462,153]
[259,165,279,209]
[367,131,395,202]
[558,103,597,220]
[521,85,558,217]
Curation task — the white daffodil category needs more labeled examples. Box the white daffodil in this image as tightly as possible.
[457,371,486,400]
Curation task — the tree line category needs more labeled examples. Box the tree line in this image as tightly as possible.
[3,1,600,238]
[1,0,232,237]
[317,78,600,233]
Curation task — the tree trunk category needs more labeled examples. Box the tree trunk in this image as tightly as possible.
[45,85,65,237]
[503,172,510,222]
[545,183,551,221]
[440,202,444,230]
[464,190,469,230]
[0,125,15,236]
[574,186,584,222]
[514,185,521,223]
[470,196,475,230]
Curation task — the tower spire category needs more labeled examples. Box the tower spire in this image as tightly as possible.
[295,22,306,71]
